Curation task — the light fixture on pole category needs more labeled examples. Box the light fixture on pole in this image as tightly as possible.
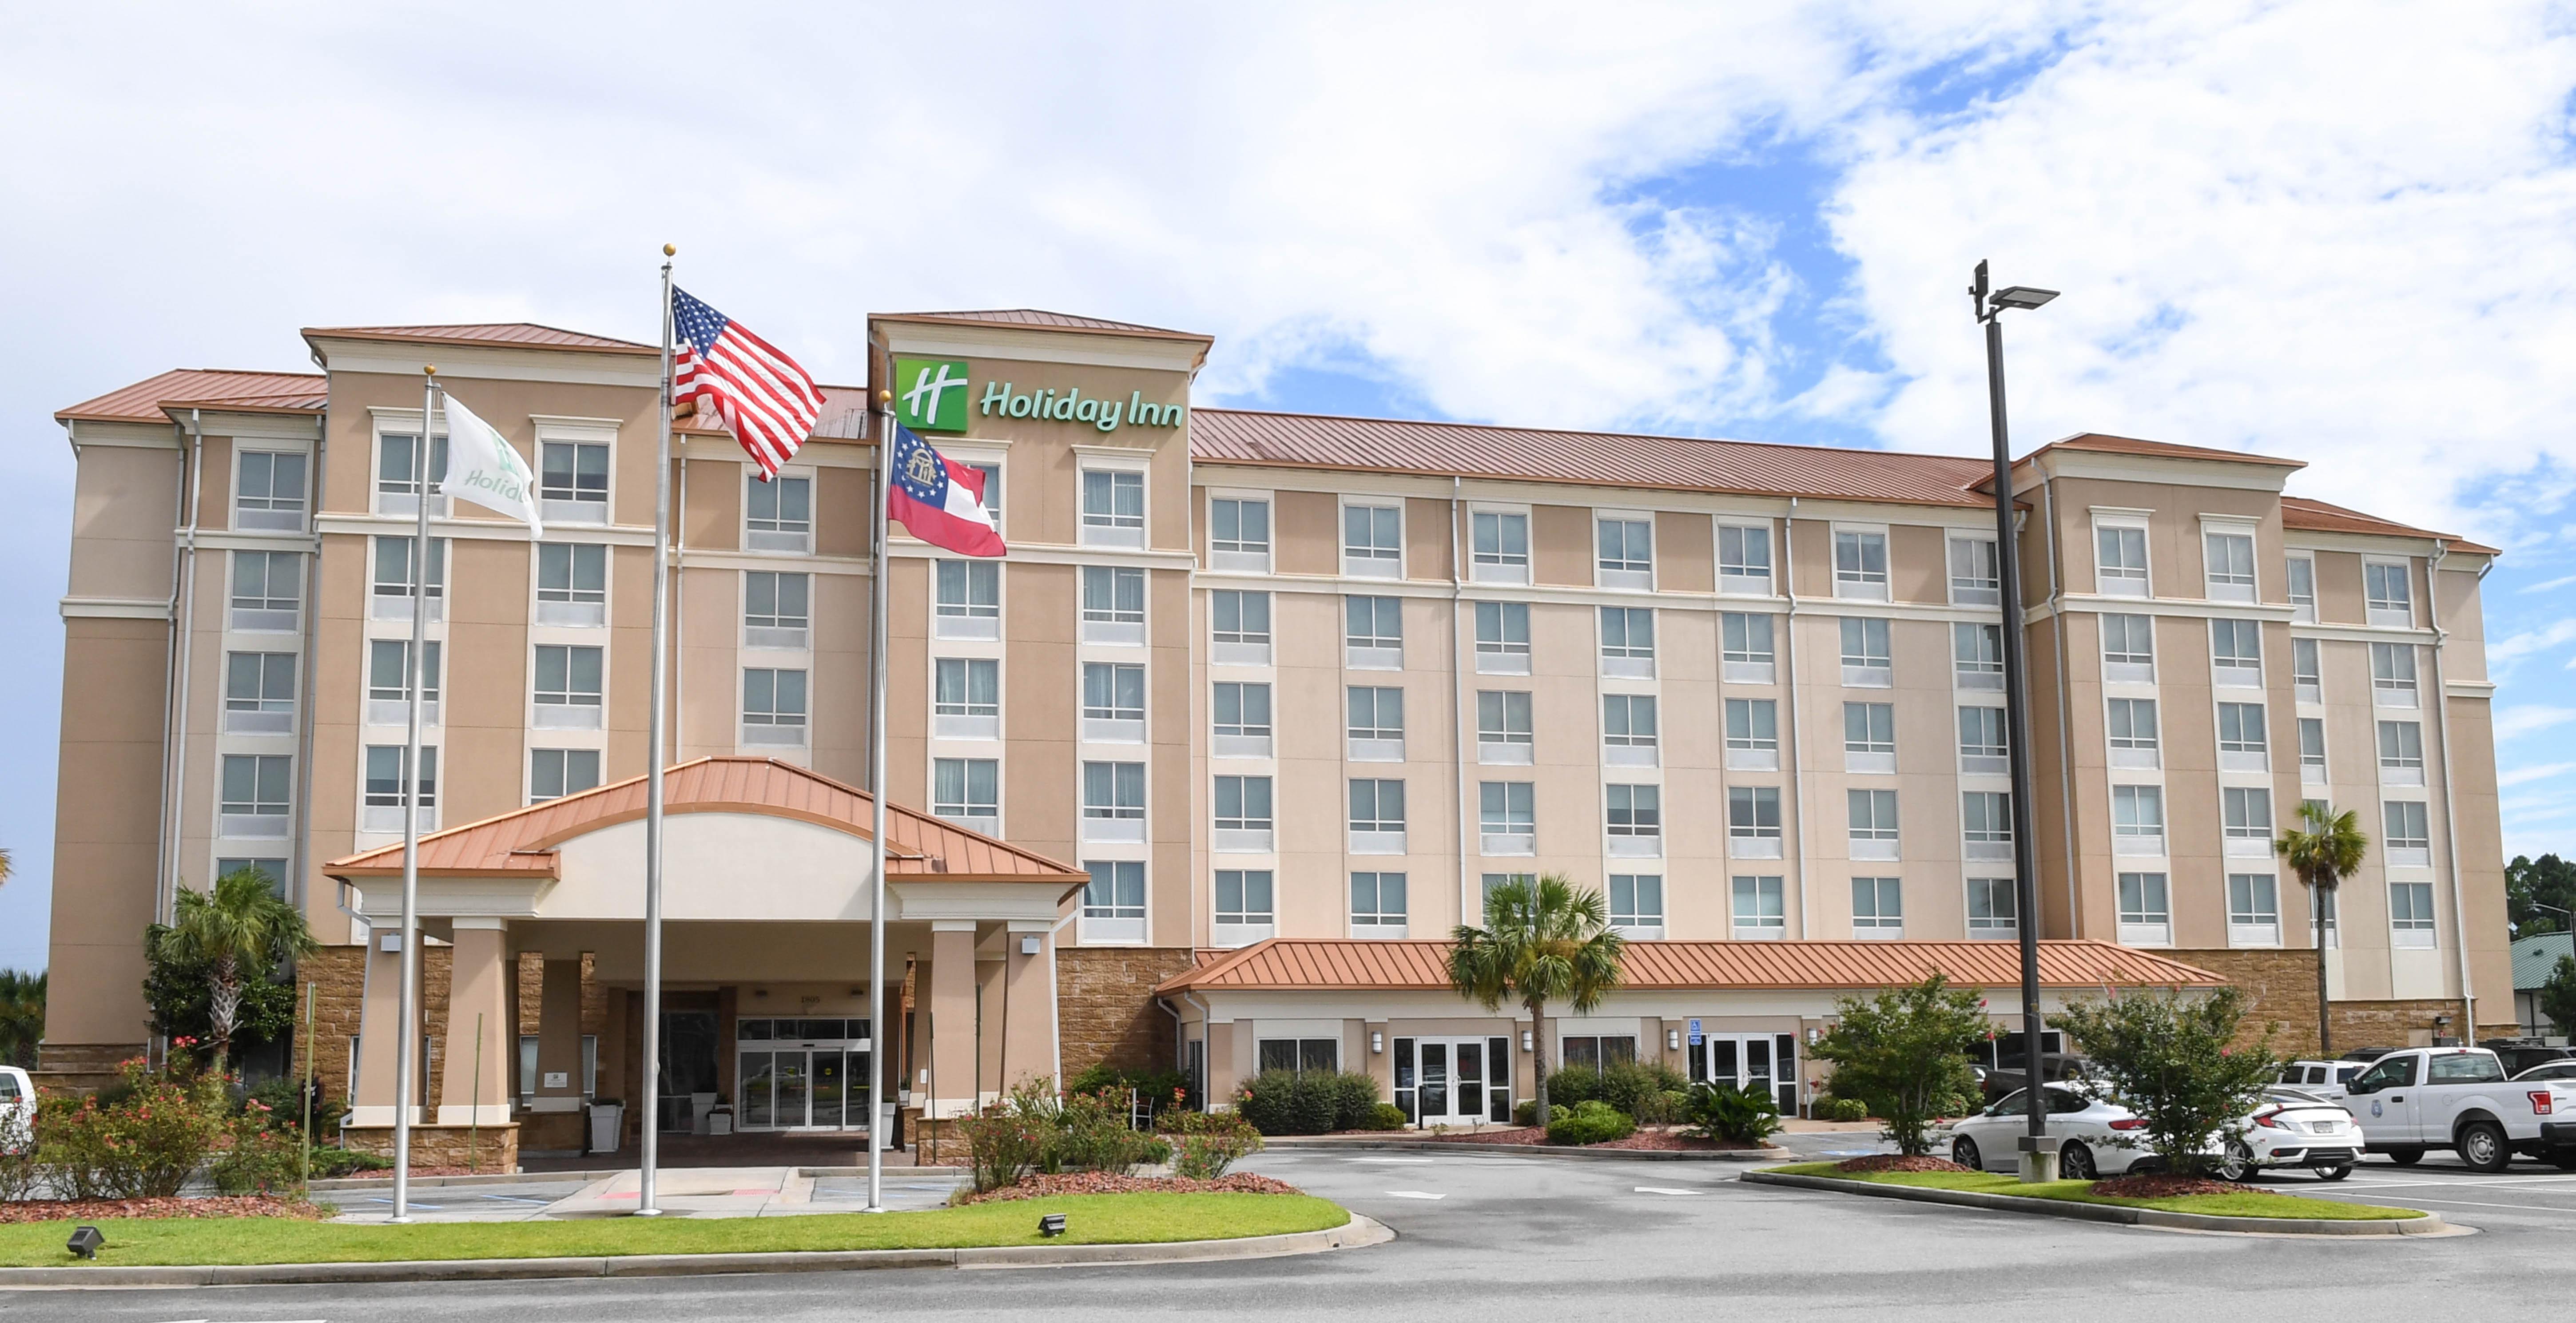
[1969,259,2057,1183]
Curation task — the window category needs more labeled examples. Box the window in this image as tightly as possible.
[2111,785,2163,855]
[2223,787,2273,853]
[2299,717,2328,782]
[366,639,441,725]
[1478,873,1536,918]
[1848,789,1899,859]
[934,560,1001,639]
[1211,680,1270,755]
[1213,870,1275,935]
[229,550,301,631]
[740,667,807,744]
[2389,881,2437,946]
[1731,875,1785,939]
[1471,509,1530,581]
[1602,694,1658,765]
[1081,566,1145,644]
[2204,529,2256,601]
[1606,784,1661,845]
[1083,860,1145,936]
[1346,595,1402,665]
[744,473,812,552]
[2118,872,2171,945]
[2293,637,2322,703]
[360,746,435,833]
[1257,1037,1340,1075]
[376,431,447,513]
[1729,786,1783,856]
[937,657,1003,737]
[1957,706,2008,775]
[1953,621,2004,690]
[2107,697,2159,768]
[1349,778,1407,838]
[1725,698,1778,771]
[1477,690,1533,762]
[1834,529,1889,599]
[2382,800,2431,866]
[1213,775,1274,847]
[370,536,446,621]
[1347,686,1405,758]
[1082,762,1147,839]
[2378,720,2425,785]
[741,569,806,648]
[1210,589,1270,663]
[932,758,1000,830]
[1080,468,1145,546]
[1479,781,1535,853]
[2210,618,2262,686]
[530,748,600,803]
[2228,873,2281,946]
[219,752,293,837]
[1609,874,1663,934]
[2101,612,2155,681]
[2218,702,2269,770]
[1719,524,1773,593]
[1079,661,1144,725]
[1474,601,1530,673]
[1852,877,1903,935]
[1210,497,1270,569]
[2316,882,2341,948]
[539,440,610,522]
[223,652,298,734]
[1562,1035,1638,1070]
[1599,606,1655,677]
[1964,790,2016,858]
[1948,536,2000,605]
[1597,516,1652,588]
[1839,616,1892,685]
[1351,871,1407,933]
[963,461,1002,526]
[536,543,609,628]
[1722,611,1776,682]
[215,858,287,893]
[2096,523,2148,595]
[1843,702,1896,771]
[2366,561,2413,625]
[234,450,308,531]
[1342,502,1402,575]
[2288,556,2318,621]
[1967,877,2019,937]
[534,645,604,728]
[2370,642,2418,707]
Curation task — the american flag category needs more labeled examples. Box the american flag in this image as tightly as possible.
[671,287,823,479]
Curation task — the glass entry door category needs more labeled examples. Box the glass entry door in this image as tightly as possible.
[737,1017,871,1131]
[1394,1036,1512,1126]
[1688,1032,1800,1117]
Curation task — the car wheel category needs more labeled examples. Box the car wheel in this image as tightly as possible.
[2314,1162,2353,1181]
[2458,1120,2511,1174]
[2059,1141,2098,1181]
[1953,1137,1982,1171]
[2387,1147,2424,1166]
[2218,1140,2257,1183]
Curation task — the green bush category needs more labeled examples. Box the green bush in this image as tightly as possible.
[310,1148,391,1178]
[1513,1099,1573,1128]
[211,1118,307,1196]
[957,1079,1173,1193]
[1808,975,1991,1156]
[1361,1101,1410,1131]
[2052,986,2279,1178]
[1065,1062,1193,1113]
[1599,1061,1688,1117]
[37,1058,234,1200]
[1822,1097,1870,1122]
[1542,1064,1604,1107]
[1630,1088,1691,1126]
[1681,1082,1783,1144]
[1546,1099,1635,1145]
[1162,1110,1264,1179]
[242,1076,344,1136]
[1235,1070,1381,1135]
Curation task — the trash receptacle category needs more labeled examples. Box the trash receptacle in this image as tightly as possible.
[708,1105,734,1137]
[587,1100,624,1156]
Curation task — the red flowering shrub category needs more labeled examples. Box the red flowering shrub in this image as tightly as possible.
[36,1058,231,1199]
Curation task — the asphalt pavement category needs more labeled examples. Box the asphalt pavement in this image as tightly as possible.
[13,1144,2576,1323]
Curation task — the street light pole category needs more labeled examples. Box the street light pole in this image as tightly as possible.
[1971,260,2059,1183]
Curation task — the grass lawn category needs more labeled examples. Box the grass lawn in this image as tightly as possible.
[0,1193,1350,1268]
[1764,1163,2423,1221]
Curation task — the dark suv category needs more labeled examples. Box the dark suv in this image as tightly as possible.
[2480,1040,2575,1078]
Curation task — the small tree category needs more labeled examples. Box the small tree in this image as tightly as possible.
[0,969,41,1069]
[1447,874,1623,1121]
[2540,955,2576,1040]
[2276,800,2366,1056]
[147,868,318,1065]
[2052,985,2279,1177]
[1809,976,1988,1156]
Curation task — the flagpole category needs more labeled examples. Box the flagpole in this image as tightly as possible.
[639,246,676,1218]
[866,389,893,1213]
[391,366,436,1223]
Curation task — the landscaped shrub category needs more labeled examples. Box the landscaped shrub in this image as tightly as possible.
[1161,1110,1264,1179]
[210,1117,307,1195]
[1599,1061,1688,1118]
[1514,1099,1571,1128]
[1629,1088,1690,1126]
[1546,1099,1634,1145]
[242,1076,343,1136]
[1681,1082,1783,1144]
[1065,1062,1193,1113]
[310,1148,391,1178]
[1020,1085,1169,1176]
[1541,1065,1605,1108]
[39,1058,233,1199]
[1235,1070,1383,1135]
[955,1105,1045,1193]
[1822,1097,1871,1122]
[1330,1071,1381,1128]
[1361,1102,1409,1131]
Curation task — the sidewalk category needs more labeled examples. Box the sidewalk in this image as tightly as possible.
[321,1166,962,1224]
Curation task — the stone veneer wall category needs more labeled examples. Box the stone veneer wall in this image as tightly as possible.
[1055,946,1201,1079]
[2163,948,2505,1054]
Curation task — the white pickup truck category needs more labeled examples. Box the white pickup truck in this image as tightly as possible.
[2341,1047,2576,1172]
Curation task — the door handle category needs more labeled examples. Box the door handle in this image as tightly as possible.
[2389,1095,2405,1102]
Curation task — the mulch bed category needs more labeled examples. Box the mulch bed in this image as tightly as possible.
[1834,1154,1971,1173]
[0,1196,326,1225]
[1407,1126,1759,1150]
[958,1172,1302,1205]
[2088,1174,2241,1199]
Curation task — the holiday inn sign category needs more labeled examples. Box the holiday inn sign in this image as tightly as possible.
[894,356,1187,435]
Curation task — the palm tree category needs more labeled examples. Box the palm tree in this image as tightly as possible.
[0,969,41,1069]
[2277,800,2368,1056]
[1446,874,1625,1121]
[159,867,318,1065]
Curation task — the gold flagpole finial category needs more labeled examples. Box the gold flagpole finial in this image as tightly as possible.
[663,243,677,257]
[423,365,437,377]
[878,389,892,404]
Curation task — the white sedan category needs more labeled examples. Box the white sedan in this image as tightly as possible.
[1943,1084,2153,1180]
[2214,1087,2361,1181]
[0,1065,30,1155]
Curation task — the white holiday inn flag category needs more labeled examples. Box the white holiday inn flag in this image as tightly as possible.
[436,391,543,539]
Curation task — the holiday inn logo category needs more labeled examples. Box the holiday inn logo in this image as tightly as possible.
[894,358,973,433]
[890,355,1189,434]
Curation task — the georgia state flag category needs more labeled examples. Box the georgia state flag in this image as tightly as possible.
[887,424,1006,558]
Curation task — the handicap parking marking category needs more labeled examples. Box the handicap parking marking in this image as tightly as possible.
[1634,1186,1703,1196]
[358,1197,442,1210]
[1384,1190,1447,1200]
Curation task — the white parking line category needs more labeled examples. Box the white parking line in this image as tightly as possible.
[1384,1190,1446,1200]
[2330,1193,2576,1213]
[1352,1156,1435,1164]
[1634,1186,1703,1196]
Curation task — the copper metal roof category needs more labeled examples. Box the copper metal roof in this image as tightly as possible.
[302,322,657,355]
[2027,431,2307,469]
[56,369,328,424]
[1155,938,2224,994]
[2282,495,2498,555]
[1189,409,2000,507]
[874,309,1211,341]
[325,756,1085,885]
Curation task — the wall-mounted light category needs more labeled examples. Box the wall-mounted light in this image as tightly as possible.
[1020,935,1042,956]
[1666,1029,1682,1052]
[1371,1031,1384,1055]
[1521,1029,1534,1051]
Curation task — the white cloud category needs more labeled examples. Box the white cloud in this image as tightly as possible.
[2493,618,2576,667]
[2499,762,2576,790]
[2497,706,2576,741]
[2521,574,2576,594]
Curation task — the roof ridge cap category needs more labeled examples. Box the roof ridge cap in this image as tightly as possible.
[1192,405,1996,468]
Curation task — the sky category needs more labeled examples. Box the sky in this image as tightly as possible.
[6,1,2576,972]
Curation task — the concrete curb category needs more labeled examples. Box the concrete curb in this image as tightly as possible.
[313,1165,966,1192]
[0,1213,1391,1288]
[1264,1137,1794,1163]
[1739,1171,2453,1236]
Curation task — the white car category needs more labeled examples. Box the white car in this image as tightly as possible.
[2515,1060,2576,1084]
[2215,1087,2361,1180]
[1943,1083,2155,1180]
[2277,1059,2370,1101]
[0,1065,30,1155]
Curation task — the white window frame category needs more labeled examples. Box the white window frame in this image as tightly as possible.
[2287,554,2318,623]
[1717,522,1773,596]
[1213,774,1274,853]
[1851,876,1903,938]
[1081,761,1148,842]
[1349,777,1407,854]
[1842,701,1896,775]
[1473,600,1531,675]
[931,757,1002,836]
[1847,788,1899,861]
[2228,872,2282,947]
[740,666,809,747]
[529,747,602,803]
[1599,606,1655,679]
[1728,786,1783,858]
[2117,871,2172,946]
[1211,679,1271,758]
[2222,785,2274,857]
[2299,716,2329,785]
[1832,526,1890,602]
[373,424,447,519]
[2100,612,2155,683]
[1081,859,1145,944]
[536,542,610,629]
[2370,641,2419,709]
[537,435,612,527]
[2201,521,2258,603]
[934,560,1001,640]
[1080,463,1148,549]
[1605,783,1662,858]
[2377,719,2426,787]
[1721,611,1776,684]
[370,536,446,623]
[1595,512,1654,590]
[2217,700,2270,772]
[1469,505,1531,585]
[1957,704,2008,776]
[358,745,434,834]
[740,568,807,649]
[220,751,295,838]
[1081,565,1146,646]
[2210,618,2263,688]
[233,447,309,532]
[2293,636,2322,704]
[1730,874,1786,939]
[1963,790,2015,860]
[2107,696,2159,770]
[222,650,298,735]
[2389,880,2437,947]
[744,467,814,554]
[1966,877,2019,938]
[365,638,441,728]
[1210,589,1272,667]
[1212,869,1275,946]
[1208,492,1272,572]
[1479,780,1536,855]
[1838,616,1892,687]
[1947,534,2000,606]
[1609,873,1664,938]
[2365,559,2414,628]
[1345,594,1403,670]
[1476,690,1534,765]
[1347,684,1405,763]
[533,643,606,730]
[1340,499,1404,578]
[1602,694,1659,768]
[935,656,1003,740]
[1725,697,1779,772]
[1351,870,1408,937]
[2381,799,2432,867]
[2111,784,2164,857]
[2093,514,2151,597]
[230,548,302,633]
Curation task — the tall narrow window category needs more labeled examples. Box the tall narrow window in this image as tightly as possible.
[1601,695,1658,764]
[234,450,308,531]
[741,569,807,648]
[2223,787,2274,852]
[1351,872,1408,933]
[2096,524,2148,595]
[1211,681,1270,756]
[1834,530,1889,599]
[741,667,808,745]
[2365,561,2413,626]
[1596,517,1652,588]
[2117,872,2171,945]
[1210,589,1270,663]
[1347,686,1404,759]
[1476,690,1534,763]
[539,440,610,523]
[230,550,302,632]
[1729,786,1783,855]
[2293,636,2322,703]
[1082,860,1146,938]
[1968,878,2018,937]
[2370,642,2419,707]
[1953,622,2004,690]
[1081,762,1147,838]
[1209,497,1271,569]
[935,560,1001,639]
[359,747,434,834]
[1847,789,1900,859]
[1609,874,1664,934]
[1839,616,1892,686]
[1342,503,1402,575]
[530,748,601,803]
[1471,510,1529,581]
[1852,877,1904,936]
[1349,779,1407,844]
[538,543,609,628]
[1080,469,1145,546]
[1479,781,1536,853]
[2107,697,2159,768]
[1730,875,1785,938]
[2378,720,2425,785]
[1600,607,1655,677]
[963,461,1002,525]
[219,753,294,838]
[1722,611,1775,682]
[1957,706,2008,774]
[1474,601,1531,673]
[935,657,1002,737]
[2287,556,2318,621]
[1346,595,1403,666]
[2101,613,2155,681]
[2228,874,2282,946]
[2382,800,2431,866]
[1081,566,1145,644]
[1719,524,1773,594]
[1963,791,2015,857]
[1725,698,1779,770]
[932,758,1000,830]
[2298,717,2328,782]
[2389,881,2436,946]
[534,644,605,729]
[2218,702,2269,770]
[222,652,298,735]
[366,639,441,726]
[744,473,812,552]
[2210,618,2263,686]
[2204,529,2256,601]
[1948,536,2000,605]
[2111,785,2163,855]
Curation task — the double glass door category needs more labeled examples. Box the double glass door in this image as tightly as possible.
[1395,1036,1512,1126]
[1689,1032,1801,1117]
[738,1018,871,1131]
